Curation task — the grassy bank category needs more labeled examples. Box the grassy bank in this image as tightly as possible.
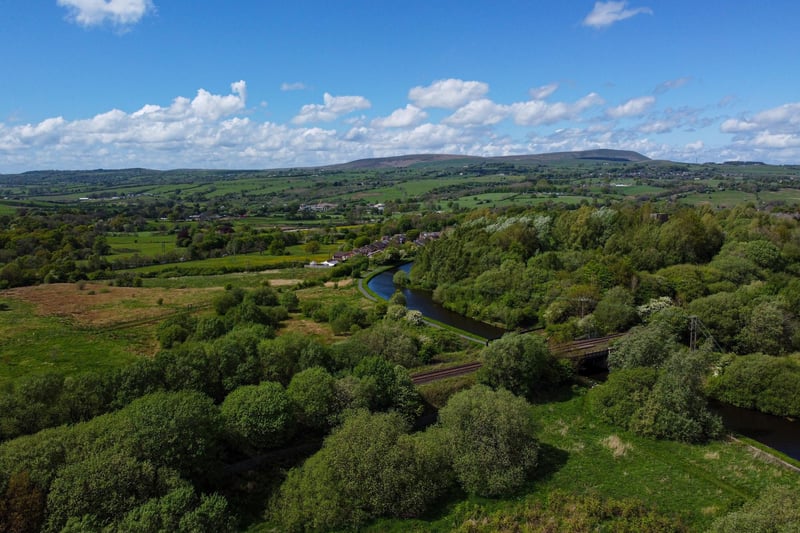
[368,390,800,531]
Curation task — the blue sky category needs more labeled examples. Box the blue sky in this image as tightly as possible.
[1,1,799,171]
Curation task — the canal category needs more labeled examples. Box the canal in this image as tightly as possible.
[368,263,800,462]
[367,263,505,340]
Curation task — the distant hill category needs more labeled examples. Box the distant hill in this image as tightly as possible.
[0,150,650,180]
[325,149,649,170]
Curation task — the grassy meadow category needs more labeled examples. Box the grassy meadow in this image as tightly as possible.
[0,281,221,385]
[363,390,800,532]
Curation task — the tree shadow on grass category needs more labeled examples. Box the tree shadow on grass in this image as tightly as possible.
[530,442,570,485]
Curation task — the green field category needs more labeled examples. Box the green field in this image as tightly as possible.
[0,299,146,385]
[363,390,800,532]
[106,231,184,260]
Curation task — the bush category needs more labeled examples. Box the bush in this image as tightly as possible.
[706,354,800,416]
[220,381,294,452]
[478,333,569,400]
[439,385,539,497]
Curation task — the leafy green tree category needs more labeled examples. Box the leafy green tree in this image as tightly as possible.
[478,333,568,400]
[588,367,659,429]
[736,300,794,355]
[213,287,245,316]
[59,372,114,424]
[272,410,451,531]
[0,373,67,440]
[352,356,422,418]
[259,332,331,385]
[193,316,228,341]
[220,381,294,452]
[706,354,800,416]
[592,286,638,335]
[43,451,176,533]
[113,486,235,533]
[116,391,224,482]
[607,322,679,370]
[350,321,421,367]
[157,342,218,396]
[438,385,539,497]
[210,326,266,395]
[631,351,723,443]
[279,290,300,312]
[156,313,197,349]
[287,367,339,430]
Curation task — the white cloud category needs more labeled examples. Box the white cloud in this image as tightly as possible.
[720,118,758,133]
[281,82,307,91]
[409,79,489,109]
[371,105,428,128]
[510,93,604,126]
[5,77,800,171]
[721,102,800,134]
[443,99,509,126]
[582,1,652,29]
[606,96,656,118]
[529,83,559,100]
[57,0,155,28]
[685,140,704,151]
[292,93,371,124]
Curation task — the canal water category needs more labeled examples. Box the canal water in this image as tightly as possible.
[712,402,800,461]
[367,263,505,340]
[369,263,800,462]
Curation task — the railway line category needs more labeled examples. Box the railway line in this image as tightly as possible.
[410,333,626,385]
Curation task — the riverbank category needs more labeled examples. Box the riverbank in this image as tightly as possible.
[366,391,800,532]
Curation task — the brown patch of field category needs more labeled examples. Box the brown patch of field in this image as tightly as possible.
[601,435,633,458]
[267,279,302,287]
[324,278,353,288]
[4,282,217,328]
[279,316,339,342]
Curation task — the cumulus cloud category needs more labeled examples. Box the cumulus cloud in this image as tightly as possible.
[444,99,509,126]
[5,76,800,171]
[685,140,704,151]
[281,82,307,91]
[721,102,800,133]
[510,93,604,126]
[582,1,652,28]
[57,0,155,28]
[292,93,371,124]
[606,96,656,118]
[409,79,489,109]
[371,105,427,128]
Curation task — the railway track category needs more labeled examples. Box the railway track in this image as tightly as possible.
[411,361,483,385]
[410,333,627,385]
[550,333,626,358]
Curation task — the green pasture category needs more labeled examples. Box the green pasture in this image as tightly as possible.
[681,190,756,207]
[106,232,182,259]
[125,242,339,276]
[141,267,322,290]
[367,391,800,532]
[0,299,145,385]
[760,188,800,204]
[0,202,18,215]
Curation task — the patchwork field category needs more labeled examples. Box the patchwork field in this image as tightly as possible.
[0,282,219,384]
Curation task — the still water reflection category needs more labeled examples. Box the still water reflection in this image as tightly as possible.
[367,263,505,340]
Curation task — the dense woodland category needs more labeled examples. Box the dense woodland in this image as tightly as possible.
[2,158,800,531]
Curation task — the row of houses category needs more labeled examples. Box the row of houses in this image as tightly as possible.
[306,231,441,268]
